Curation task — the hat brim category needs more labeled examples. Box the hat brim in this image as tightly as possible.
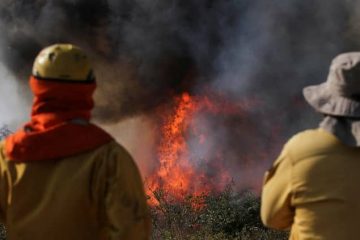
[303,83,360,117]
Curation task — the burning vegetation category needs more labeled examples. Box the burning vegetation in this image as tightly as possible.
[146,91,263,205]
[147,92,229,204]
[143,91,289,238]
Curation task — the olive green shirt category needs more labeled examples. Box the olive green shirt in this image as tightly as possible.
[0,141,150,240]
[261,128,360,240]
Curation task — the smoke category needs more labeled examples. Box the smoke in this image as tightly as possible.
[1,0,360,189]
[101,115,158,178]
[0,62,30,129]
[0,0,355,120]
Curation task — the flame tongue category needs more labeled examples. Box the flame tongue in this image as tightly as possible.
[148,93,196,201]
[147,92,232,205]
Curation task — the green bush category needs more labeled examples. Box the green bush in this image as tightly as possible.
[0,126,11,140]
[0,224,6,240]
[149,184,288,240]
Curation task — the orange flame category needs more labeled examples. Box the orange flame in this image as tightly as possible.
[147,93,195,202]
[146,92,242,205]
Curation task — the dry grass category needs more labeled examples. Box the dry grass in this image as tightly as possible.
[149,184,289,240]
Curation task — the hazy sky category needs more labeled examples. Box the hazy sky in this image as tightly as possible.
[0,62,29,129]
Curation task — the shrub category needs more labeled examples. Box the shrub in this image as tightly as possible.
[0,125,11,140]
[149,184,288,239]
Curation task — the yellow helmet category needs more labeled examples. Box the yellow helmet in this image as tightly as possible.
[32,44,94,81]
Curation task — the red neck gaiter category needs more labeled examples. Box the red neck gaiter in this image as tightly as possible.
[5,76,113,161]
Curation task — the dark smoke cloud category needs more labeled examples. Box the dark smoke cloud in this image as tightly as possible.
[1,0,360,188]
[0,0,254,121]
[0,1,356,121]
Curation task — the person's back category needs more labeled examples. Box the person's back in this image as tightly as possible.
[0,141,150,240]
[1,44,151,239]
[262,128,360,239]
[261,52,360,239]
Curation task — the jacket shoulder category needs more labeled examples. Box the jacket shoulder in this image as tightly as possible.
[284,128,343,163]
[86,140,131,159]
[100,141,134,161]
[94,140,138,172]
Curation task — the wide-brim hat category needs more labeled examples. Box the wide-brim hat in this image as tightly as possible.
[303,52,360,117]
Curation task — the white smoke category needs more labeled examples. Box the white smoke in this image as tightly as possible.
[0,62,29,130]
[100,115,158,179]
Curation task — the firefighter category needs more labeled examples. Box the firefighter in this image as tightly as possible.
[0,44,151,239]
[261,52,360,239]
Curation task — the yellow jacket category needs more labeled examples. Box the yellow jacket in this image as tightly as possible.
[0,140,151,240]
[261,128,360,240]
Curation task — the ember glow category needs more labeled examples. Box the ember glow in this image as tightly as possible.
[146,92,259,205]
